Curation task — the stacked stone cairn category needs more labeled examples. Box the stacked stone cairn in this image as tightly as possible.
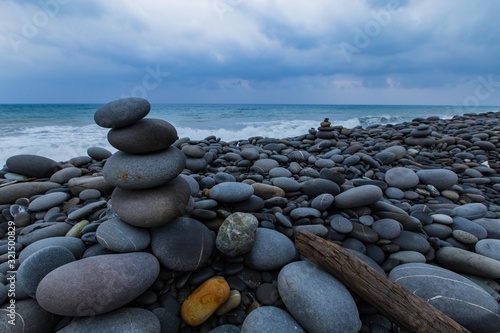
[3,99,500,332]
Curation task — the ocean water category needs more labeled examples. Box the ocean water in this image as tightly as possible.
[1,103,499,165]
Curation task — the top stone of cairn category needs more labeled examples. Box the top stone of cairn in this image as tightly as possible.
[94,97,151,128]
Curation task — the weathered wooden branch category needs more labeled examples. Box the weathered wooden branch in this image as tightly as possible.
[295,231,471,333]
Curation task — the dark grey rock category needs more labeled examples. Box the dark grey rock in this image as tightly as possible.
[17,245,75,298]
[182,144,206,158]
[451,216,488,240]
[209,182,254,203]
[389,250,426,263]
[271,177,301,192]
[245,228,297,271]
[231,195,265,213]
[334,185,383,209]
[67,200,107,220]
[290,207,321,220]
[269,167,292,178]
[416,169,458,190]
[79,188,101,201]
[436,247,500,279]
[251,159,279,174]
[94,97,150,128]
[17,222,73,246]
[240,147,260,160]
[0,182,61,205]
[293,225,328,237]
[329,215,353,233]
[210,324,240,333]
[108,118,178,154]
[311,193,334,211]
[58,307,161,333]
[87,146,112,161]
[301,178,340,198]
[241,306,305,333]
[96,217,151,252]
[390,263,500,333]
[185,157,208,172]
[49,167,83,184]
[371,218,401,239]
[0,298,60,333]
[216,212,259,257]
[452,203,488,220]
[6,154,60,178]
[19,236,86,263]
[278,261,361,333]
[112,175,190,228]
[103,147,186,189]
[28,192,68,211]
[391,230,430,254]
[36,252,159,316]
[151,217,213,272]
[473,218,500,240]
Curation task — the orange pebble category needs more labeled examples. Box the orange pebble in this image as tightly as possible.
[181,277,230,326]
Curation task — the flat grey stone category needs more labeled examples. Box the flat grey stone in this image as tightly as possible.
[58,307,161,333]
[96,217,151,252]
[310,193,334,211]
[301,178,340,198]
[436,246,500,279]
[475,239,500,261]
[241,306,305,333]
[416,169,458,190]
[28,192,69,211]
[385,167,420,189]
[6,154,60,178]
[49,167,83,184]
[103,147,185,190]
[278,261,361,333]
[36,252,159,316]
[17,222,73,246]
[112,175,190,228]
[0,182,61,205]
[108,118,178,154]
[245,228,297,271]
[391,230,430,254]
[67,200,107,220]
[68,176,114,196]
[390,263,500,333]
[251,159,279,174]
[94,97,150,128]
[87,146,112,161]
[371,218,401,239]
[452,203,488,220]
[18,236,86,263]
[334,185,383,209]
[209,182,254,203]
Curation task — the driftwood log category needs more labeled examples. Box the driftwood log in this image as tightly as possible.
[295,231,471,333]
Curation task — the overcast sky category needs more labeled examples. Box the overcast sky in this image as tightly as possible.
[1,0,500,105]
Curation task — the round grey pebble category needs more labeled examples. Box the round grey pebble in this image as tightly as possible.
[245,228,297,271]
[209,182,254,203]
[94,97,150,128]
[371,218,401,239]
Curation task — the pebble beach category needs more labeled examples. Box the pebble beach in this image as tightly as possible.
[1,97,500,332]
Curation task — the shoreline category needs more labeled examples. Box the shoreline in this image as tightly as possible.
[1,106,500,332]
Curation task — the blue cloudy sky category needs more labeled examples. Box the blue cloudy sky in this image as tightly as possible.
[1,0,500,105]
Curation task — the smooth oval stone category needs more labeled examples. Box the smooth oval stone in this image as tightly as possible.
[293,225,329,237]
[18,236,86,263]
[17,222,73,246]
[17,245,75,298]
[216,212,259,257]
[68,176,114,196]
[6,154,60,178]
[112,175,190,228]
[181,277,230,326]
[473,218,500,240]
[96,217,151,252]
[371,218,401,239]
[311,193,334,211]
[182,144,206,158]
[67,200,107,220]
[209,182,254,203]
[231,195,265,213]
[108,118,178,154]
[269,167,292,178]
[50,167,83,184]
[251,183,285,199]
[245,228,297,271]
[278,261,361,333]
[79,188,101,201]
[241,306,305,333]
[240,147,260,160]
[0,298,60,333]
[0,182,61,205]
[391,230,430,254]
[185,157,208,172]
[390,263,500,333]
[452,203,488,220]
[151,217,213,272]
[416,169,458,191]
[437,247,500,279]
[423,223,452,238]
[215,290,241,316]
[290,207,321,220]
[271,177,301,192]
[28,192,68,211]
[36,252,160,316]
[87,146,112,161]
[94,97,150,128]
[452,229,478,245]
[251,159,279,174]
[451,216,488,240]
[103,147,186,189]
[301,178,340,198]
[58,307,161,333]
[431,213,454,225]
[334,185,383,209]
[389,250,426,263]
[476,239,500,261]
[329,216,353,233]
[349,222,379,243]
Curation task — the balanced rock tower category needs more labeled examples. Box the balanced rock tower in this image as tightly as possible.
[94,97,191,228]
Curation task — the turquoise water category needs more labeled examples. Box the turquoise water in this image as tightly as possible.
[1,103,499,165]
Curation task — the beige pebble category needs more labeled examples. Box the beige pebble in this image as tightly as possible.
[452,229,478,245]
[441,190,460,201]
[65,220,89,237]
[215,290,241,316]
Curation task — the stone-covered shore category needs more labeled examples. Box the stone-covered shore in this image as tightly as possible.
[1,98,500,333]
